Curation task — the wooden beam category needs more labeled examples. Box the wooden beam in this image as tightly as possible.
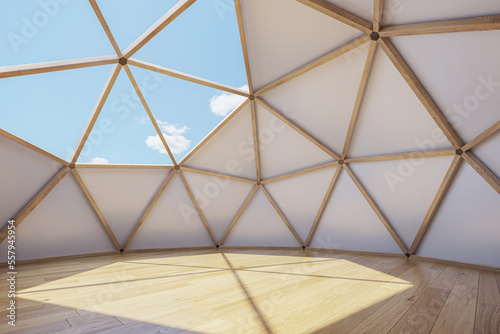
[219,185,258,245]
[373,0,384,32]
[409,155,462,254]
[462,120,500,152]
[122,170,176,250]
[180,100,250,165]
[256,98,340,159]
[88,0,123,57]
[0,166,70,243]
[123,65,177,165]
[261,161,338,184]
[380,15,500,37]
[0,56,118,79]
[296,0,373,34]
[123,0,196,58]
[71,169,121,250]
[260,185,304,247]
[180,166,255,184]
[71,65,121,164]
[234,0,254,93]
[378,37,464,149]
[342,41,377,158]
[344,164,409,254]
[0,128,69,166]
[177,170,218,245]
[255,35,370,96]
[250,100,261,181]
[345,148,456,163]
[76,164,174,169]
[305,165,342,246]
[462,151,500,195]
[128,59,249,97]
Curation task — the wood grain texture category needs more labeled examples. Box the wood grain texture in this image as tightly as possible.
[234,0,254,93]
[180,166,255,183]
[88,0,122,57]
[373,0,384,32]
[345,148,455,163]
[463,120,500,152]
[261,161,337,184]
[475,272,500,333]
[380,15,500,37]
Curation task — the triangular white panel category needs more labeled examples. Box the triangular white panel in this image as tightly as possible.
[184,103,256,180]
[310,169,401,253]
[349,156,455,247]
[0,136,63,227]
[224,189,299,247]
[324,0,373,22]
[257,103,334,179]
[0,174,115,261]
[240,0,363,90]
[265,166,338,242]
[473,131,500,177]
[127,173,214,249]
[384,0,500,25]
[392,31,500,142]
[78,168,169,245]
[348,47,451,157]
[418,162,500,267]
[261,44,369,154]
[183,171,255,242]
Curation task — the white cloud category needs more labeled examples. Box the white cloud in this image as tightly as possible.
[209,85,248,116]
[90,157,109,164]
[145,120,191,155]
[135,116,148,124]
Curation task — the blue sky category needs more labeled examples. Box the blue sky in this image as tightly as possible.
[0,0,247,164]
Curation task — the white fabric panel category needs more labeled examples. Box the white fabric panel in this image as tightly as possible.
[265,166,338,242]
[349,156,455,247]
[324,0,373,21]
[127,173,214,249]
[417,163,500,267]
[385,0,500,25]
[473,131,500,177]
[184,104,257,180]
[0,174,115,261]
[310,169,402,254]
[240,0,362,90]
[224,189,299,247]
[78,168,169,246]
[0,136,63,229]
[348,47,451,157]
[392,31,500,142]
[183,171,255,242]
[256,103,334,179]
[261,44,369,154]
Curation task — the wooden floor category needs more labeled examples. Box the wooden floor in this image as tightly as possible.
[1,249,499,333]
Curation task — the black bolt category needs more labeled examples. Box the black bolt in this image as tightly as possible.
[302,246,306,250]
[119,57,127,65]
[120,249,124,253]
[338,159,344,165]
[249,94,255,101]
[216,244,220,248]
[174,165,180,170]
[405,253,411,258]
[456,149,463,156]
[370,32,380,41]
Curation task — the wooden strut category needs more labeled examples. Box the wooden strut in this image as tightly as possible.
[71,65,121,164]
[296,0,373,34]
[256,97,340,160]
[71,169,121,250]
[462,151,500,195]
[177,170,218,246]
[88,0,123,57]
[261,161,338,184]
[462,120,500,152]
[373,0,384,32]
[180,166,256,184]
[344,164,409,254]
[409,155,462,254]
[0,129,68,166]
[345,149,456,163]
[250,100,261,182]
[260,184,304,247]
[0,166,70,243]
[305,165,342,246]
[234,0,254,94]
[123,0,196,58]
[0,56,118,79]
[255,35,370,96]
[128,59,249,97]
[219,185,259,246]
[123,65,178,165]
[122,170,177,250]
[342,41,377,159]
